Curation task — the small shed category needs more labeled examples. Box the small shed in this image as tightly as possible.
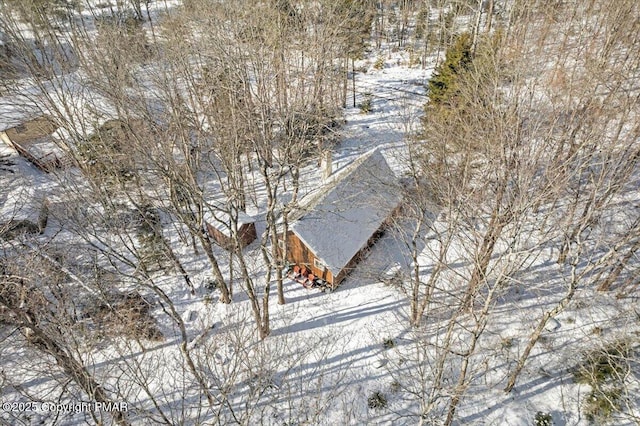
[0,185,48,240]
[282,148,401,289]
[204,209,257,251]
[0,76,119,173]
[0,108,68,172]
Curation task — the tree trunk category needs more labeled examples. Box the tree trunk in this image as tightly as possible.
[463,212,504,309]
[199,234,232,303]
[504,239,626,393]
[471,0,483,57]
[161,236,194,294]
[6,308,131,426]
[597,238,640,291]
[504,271,577,393]
[485,0,495,33]
[352,57,356,108]
[142,276,219,407]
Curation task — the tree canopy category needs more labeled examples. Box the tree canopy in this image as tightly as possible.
[426,32,473,106]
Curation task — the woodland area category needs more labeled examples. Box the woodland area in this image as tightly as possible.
[1,0,639,425]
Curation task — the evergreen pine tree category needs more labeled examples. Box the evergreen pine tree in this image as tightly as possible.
[427,32,473,106]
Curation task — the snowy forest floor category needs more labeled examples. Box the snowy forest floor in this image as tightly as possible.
[1,42,639,426]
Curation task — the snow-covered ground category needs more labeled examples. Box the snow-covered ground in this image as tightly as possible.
[2,20,639,426]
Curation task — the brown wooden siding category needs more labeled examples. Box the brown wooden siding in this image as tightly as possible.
[283,206,398,288]
[238,222,257,247]
[288,219,392,288]
[284,232,333,284]
[207,222,256,251]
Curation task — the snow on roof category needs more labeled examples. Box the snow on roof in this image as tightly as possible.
[0,184,44,224]
[0,73,118,141]
[24,138,66,160]
[203,208,254,238]
[46,76,118,142]
[0,94,44,133]
[290,148,401,274]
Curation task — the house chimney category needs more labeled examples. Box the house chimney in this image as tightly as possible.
[321,150,332,181]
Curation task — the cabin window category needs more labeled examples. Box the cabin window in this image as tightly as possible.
[314,258,325,270]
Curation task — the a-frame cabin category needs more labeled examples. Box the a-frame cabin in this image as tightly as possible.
[281,148,401,289]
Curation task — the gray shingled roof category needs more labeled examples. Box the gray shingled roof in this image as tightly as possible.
[290,148,401,275]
